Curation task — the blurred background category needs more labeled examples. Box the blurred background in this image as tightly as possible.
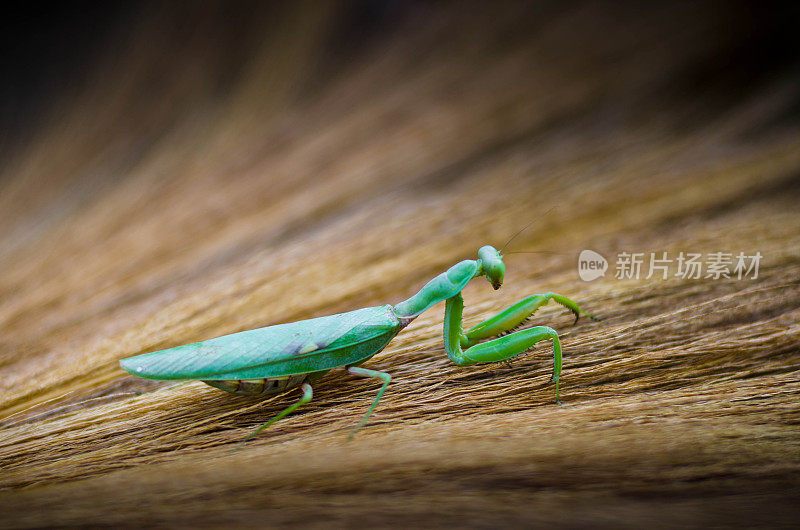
[1,1,799,527]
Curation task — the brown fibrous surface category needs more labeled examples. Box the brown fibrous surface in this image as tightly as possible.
[0,2,799,528]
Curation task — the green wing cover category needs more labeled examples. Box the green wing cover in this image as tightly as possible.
[120,305,402,380]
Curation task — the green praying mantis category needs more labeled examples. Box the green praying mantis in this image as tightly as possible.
[121,243,596,440]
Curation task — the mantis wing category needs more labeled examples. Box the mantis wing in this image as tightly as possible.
[119,305,402,380]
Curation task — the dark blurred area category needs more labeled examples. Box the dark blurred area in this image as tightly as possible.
[0,2,126,156]
[2,0,800,272]
[2,1,799,161]
[2,0,800,302]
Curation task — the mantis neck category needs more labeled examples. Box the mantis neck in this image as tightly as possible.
[393,259,481,321]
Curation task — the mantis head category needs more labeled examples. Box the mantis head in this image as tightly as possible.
[478,245,505,290]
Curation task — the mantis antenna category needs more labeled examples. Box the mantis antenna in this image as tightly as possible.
[503,250,570,255]
[499,205,558,254]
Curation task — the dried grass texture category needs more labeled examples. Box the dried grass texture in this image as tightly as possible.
[1,2,799,527]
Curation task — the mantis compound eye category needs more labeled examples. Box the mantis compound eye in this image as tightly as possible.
[478,245,505,289]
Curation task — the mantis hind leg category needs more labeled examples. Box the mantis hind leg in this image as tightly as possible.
[346,366,391,440]
[243,382,313,442]
[444,294,567,403]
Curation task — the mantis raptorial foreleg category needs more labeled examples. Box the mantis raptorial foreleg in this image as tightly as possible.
[244,383,313,441]
[462,292,596,348]
[443,292,592,404]
[346,366,391,439]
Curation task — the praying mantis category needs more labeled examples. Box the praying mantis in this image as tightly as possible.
[120,244,596,440]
